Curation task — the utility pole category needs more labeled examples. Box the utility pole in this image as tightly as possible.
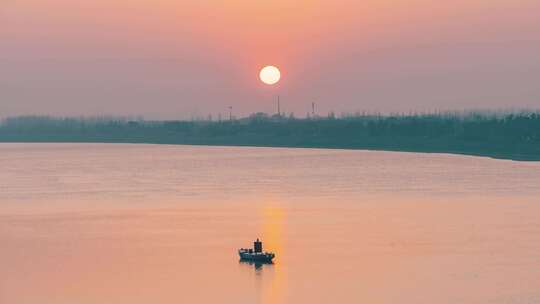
[229,106,233,121]
[277,95,281,116]
[312,102,315,116]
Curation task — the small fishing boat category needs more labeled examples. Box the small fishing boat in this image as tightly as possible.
[238,238,275,263]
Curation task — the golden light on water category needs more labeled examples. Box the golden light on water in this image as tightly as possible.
[261,205,286,304]
[259,66,281,85]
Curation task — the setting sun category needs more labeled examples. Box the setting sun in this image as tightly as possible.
[259,66,281,85]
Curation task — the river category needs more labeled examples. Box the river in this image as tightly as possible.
[1,143,539,303]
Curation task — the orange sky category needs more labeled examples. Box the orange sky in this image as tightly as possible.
[1,0,539,118]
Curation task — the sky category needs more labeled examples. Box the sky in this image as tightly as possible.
[1,0,539,119]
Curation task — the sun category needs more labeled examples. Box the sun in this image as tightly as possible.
[259,66,281,85]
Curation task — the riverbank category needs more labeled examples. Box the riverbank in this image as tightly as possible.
[1,112,539,161]
[1,138,538,161]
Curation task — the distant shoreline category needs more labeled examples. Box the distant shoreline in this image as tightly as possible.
[1,112,539,162]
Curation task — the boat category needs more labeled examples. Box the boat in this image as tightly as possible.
[238,238,275,263]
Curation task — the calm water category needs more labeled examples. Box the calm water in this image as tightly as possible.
[1,143,540,304]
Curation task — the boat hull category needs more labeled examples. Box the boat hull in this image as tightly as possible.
[238,251,275,263]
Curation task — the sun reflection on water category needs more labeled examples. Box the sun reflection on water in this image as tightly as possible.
[261,205,286,304]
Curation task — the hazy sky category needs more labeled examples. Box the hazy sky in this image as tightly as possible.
[1,0,539,119]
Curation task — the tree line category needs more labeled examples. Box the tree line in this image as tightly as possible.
[1,111,539,160]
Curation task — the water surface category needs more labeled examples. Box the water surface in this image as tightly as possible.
[1,143,539,304]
